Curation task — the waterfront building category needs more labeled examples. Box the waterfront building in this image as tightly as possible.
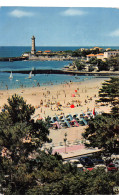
[96,53,104,60]
[87,51,119,61]
[31,36,36,55]
[104,51,119,58]
[90,47,103,51]
[44,50,51,54]
[87,53,104,61]
[86,54,96,61]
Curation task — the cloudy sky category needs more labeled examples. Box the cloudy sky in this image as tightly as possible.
[1,7,119,46]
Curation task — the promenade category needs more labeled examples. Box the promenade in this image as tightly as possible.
[43,125,101,159]
[44,143,101,159]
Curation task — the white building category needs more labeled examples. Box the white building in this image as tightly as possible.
[104,51,119,58]
[87,51,119,61]
[86,53,104,61]
[96,53,104,60]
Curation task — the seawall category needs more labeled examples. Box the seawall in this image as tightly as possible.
[0,56,28,62]
[2,69,119,76]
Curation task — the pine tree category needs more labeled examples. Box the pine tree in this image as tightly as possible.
[83,77,119,153]
[0,94,51,194]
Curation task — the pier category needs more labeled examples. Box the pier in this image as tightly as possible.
[2,69,119,76]
[0,56,28,62]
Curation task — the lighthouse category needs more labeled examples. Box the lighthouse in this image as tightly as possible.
[31,35,36,55]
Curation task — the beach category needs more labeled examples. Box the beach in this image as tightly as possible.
[0,77,111,152]
[0,77,110,116]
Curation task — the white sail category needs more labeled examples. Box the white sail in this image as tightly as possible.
[9,72,13,79]
[28,71,32,79]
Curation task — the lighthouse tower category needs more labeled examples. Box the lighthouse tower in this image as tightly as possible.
[31,35,36,55]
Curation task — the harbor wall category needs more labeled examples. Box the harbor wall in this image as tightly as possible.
[3,69,119,76]
[0,56,28,61]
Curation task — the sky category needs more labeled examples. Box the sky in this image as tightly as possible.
[1,7,119,46]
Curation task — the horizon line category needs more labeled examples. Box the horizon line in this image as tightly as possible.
[0,45,119,47]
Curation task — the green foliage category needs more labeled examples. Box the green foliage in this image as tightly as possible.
[27,169,119,195]
[82,115,119,153]
[97,59,110,71]
[111,106,119,117]
[88,57,110,71]
[72,50,82,57]
[83,77,119,154]
[99,77,119,104]
[106,57,119,71]
[0,112,50,163]
[88,57,97,64]
[0,94,51,194]
[74,60,85,70]
[99,77,119,117]
[4,94,35,123]
[71,49,92,57]
[87,56,119,71]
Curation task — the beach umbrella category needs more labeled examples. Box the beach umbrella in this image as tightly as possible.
[70,104,75,108]
[66,114,73,121]
[72,94,75,97]
[71,119,79,127]
[54,121,62,129]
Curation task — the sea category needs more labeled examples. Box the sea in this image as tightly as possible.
[0,46,118,90]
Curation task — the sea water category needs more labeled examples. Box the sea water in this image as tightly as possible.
[0,46,117,90]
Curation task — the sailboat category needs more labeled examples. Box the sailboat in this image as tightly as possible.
[28,71,32,79]
[9,71,13,79]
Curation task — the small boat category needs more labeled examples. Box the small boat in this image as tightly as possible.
[9,58,13,62]
[9,72,13,79]
[28,71,32,79]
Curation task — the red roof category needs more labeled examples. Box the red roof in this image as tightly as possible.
[87,54,96,57]
[87,53,104,57]
[96,53,104,56]
[44,50,51,53]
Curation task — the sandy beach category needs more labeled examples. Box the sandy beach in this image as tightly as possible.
[0,77,110,116]
[0,77,111,151]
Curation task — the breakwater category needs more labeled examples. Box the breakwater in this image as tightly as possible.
[29,55,79,61]
[2,69,119,76]
[0,56,28,62]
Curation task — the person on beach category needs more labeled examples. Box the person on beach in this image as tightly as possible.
[6,85,8,90]
[40,100,43,106]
